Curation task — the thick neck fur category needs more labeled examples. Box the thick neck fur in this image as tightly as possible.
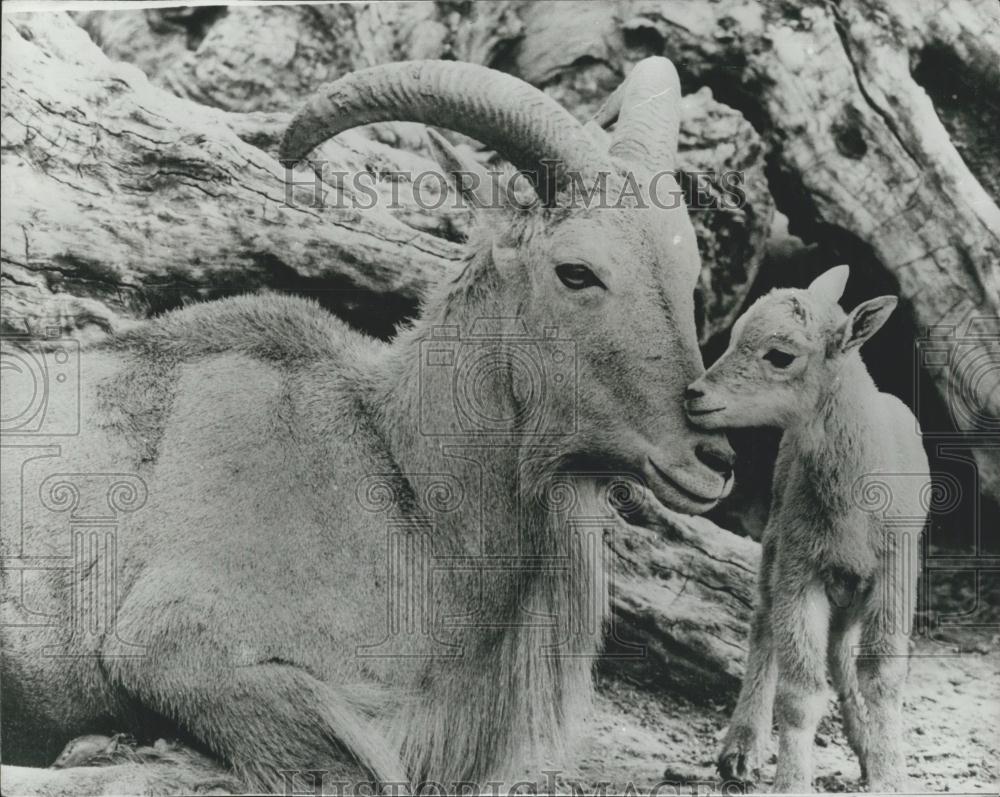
[361,233,605,785]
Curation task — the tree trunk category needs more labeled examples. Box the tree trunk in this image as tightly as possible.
[608,509,758,697]
[1,13,464,342]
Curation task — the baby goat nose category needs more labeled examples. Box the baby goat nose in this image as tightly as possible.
[695,441,736,479]
[684,385,705,401]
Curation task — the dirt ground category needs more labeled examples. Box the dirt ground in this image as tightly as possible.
[569,641,998,794]
[547,570,1000,795]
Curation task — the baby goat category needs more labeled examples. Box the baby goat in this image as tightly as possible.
[685,266,929,792]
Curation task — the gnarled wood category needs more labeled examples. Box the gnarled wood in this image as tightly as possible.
[1,13,462,341]
[71,3,776,347]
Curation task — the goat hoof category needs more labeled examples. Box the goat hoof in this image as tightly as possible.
[51,734,119,768]
[717,726,762,786]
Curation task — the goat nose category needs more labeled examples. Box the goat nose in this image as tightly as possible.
[695,440,736,479]
[684,385,705,401]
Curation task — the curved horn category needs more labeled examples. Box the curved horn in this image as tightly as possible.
[280,60,610,206]
[593,57,683,172]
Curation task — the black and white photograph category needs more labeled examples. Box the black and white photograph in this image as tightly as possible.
[1,1,998,794]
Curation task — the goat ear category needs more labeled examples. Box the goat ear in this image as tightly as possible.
[808,265,850,304]
[425,128,493,209]
[840,295,897,352]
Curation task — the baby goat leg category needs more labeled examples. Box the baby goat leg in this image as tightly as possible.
[718,535,778,785]
[772,579,830,793]
[854,560,915,792]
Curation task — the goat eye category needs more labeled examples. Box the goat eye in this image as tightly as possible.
[763,349,796,368]
[555,263,605,291]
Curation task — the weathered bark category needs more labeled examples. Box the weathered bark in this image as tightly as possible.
[617,0,1000,499]
[75,4,446,115]
[608,509,758,697]
[5,10,771,346]
[71,3,776,347]
[0,13,466,341]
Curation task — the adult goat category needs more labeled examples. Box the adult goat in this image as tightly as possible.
[1,58,734,793]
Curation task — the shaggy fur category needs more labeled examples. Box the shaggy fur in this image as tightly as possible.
[1,136,734,793]
[686,266,929,792]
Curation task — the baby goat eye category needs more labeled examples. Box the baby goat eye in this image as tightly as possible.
[555,263,605,291]
[763,349,796,368]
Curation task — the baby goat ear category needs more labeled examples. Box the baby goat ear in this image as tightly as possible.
[808,265,850,304]
[425,128,493,209]
[840,295,897,352]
